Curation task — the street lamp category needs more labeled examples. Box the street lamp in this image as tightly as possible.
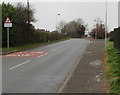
[100,21,104,24]
[105,0,108,47]
[56,14,60,31]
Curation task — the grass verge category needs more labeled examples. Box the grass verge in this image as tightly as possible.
[105,42,120,94]
[1,37,70,52]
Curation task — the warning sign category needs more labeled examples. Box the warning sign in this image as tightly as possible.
[4,17,12,27]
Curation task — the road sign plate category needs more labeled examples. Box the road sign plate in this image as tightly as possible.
[4,23,12,27]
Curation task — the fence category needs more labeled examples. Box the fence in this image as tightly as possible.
[114,27,120,52]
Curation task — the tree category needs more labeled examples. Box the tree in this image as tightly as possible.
[2,2,36,47]
[16,3,36,24]
[15,3,36,46]
[57,20,66,31]
[60,18,86,38]
[90,19,105,39]
[2,2,67,48]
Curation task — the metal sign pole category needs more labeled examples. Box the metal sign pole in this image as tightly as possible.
[4,17,12,49]
[7,27,9,49]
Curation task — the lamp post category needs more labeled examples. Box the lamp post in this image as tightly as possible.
[101,20,104,24]
[56,14,60,31]
[105,0,108,47]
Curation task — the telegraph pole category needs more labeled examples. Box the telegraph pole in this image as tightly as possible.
[56,14,60,31]
[105,0,107,47]
[27,0,30,24]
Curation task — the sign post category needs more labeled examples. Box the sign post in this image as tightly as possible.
[4,17,12,49]
[7,27,9,49]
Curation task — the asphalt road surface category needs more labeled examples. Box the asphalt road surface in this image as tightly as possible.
[2,39,89,93]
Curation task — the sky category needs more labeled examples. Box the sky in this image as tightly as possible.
[1,0,119,32]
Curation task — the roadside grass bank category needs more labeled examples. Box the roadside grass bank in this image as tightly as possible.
[105,42,120,94]
[1,37,70,52]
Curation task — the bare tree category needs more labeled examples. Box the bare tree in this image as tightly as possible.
[90,18,105,39]
[59,18,86,38]
[57,20,66,30]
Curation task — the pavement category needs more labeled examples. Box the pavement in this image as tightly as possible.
[0,51,12,55]
[59,39,107,93]
[2,39,89,93]
[0,49,25,55]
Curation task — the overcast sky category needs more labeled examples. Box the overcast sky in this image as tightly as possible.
[1,0,119,32]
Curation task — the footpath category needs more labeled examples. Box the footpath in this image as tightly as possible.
[59,39,107,93]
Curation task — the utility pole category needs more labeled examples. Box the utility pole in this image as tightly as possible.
[105,0,107,47]
[27,0,30,24]
[56,14,60,31]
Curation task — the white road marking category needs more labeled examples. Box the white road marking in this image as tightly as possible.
[18,54,20,56]
[9,60,30,70]
[51,46,65,52]
[85,51,92,54]
[91,41,93,43]
[51,49,57,52]
[38,53,48,58]
[89,41,91,43]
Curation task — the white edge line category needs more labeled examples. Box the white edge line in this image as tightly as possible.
[9,60,30,70]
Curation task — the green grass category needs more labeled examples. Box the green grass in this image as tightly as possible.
[106,42,120,94]
[1,37,70,52]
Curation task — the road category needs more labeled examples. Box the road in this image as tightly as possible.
[2,39,89,93]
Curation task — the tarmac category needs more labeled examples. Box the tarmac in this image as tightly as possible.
[1,39,108,93]
[60,39,107,93]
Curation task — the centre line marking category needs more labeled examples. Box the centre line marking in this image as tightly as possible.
[9,60,30,70]
[91,41,93,43]
[51,46,65,52]
[51,49,57,52]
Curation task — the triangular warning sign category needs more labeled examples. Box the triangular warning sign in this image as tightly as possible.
[5,17,11,23]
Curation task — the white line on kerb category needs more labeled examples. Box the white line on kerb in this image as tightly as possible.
[9,60,30,70]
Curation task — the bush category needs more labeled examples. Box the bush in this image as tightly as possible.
[106,42,120,94]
